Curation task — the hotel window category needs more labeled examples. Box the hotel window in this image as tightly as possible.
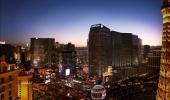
[9,91,12,95]
[9,84,12,88]
[0,78,5,84]
[2,67,7,72]
[1,94,4,100]
[0,86,5,93]
[8,96,12,100]
[8,76,12,81]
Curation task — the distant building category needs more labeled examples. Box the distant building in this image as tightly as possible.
[30,38,55,66]
[14,46,31,65]
[88,24,142,77]
[30,38,77,77]
[146,47,161,73]
[148,46,161,68]
[58,43,76,76]
[0,44,15,63]
[76,47,88,65]
[143,45,151,61]
[111,31,142,68]
[88,24,112,77]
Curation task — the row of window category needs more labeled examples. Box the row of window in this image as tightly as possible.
[0,76,13,84]
[0,84,12,93]
[163,30,170,32]
[0,67,7,73]
[0,94,12,100]
[0,65,16,73]
[163,25,170,28]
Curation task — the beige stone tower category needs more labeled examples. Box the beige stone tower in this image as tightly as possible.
[156,0,170,100]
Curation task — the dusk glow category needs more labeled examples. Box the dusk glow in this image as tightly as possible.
[0,0,162,46]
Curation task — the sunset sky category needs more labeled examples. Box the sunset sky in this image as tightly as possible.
[0,0,162,47]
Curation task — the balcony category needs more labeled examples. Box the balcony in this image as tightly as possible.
[0,64,19,74]
[0,68,20,75]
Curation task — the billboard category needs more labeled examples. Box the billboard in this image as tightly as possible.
[66,69,70,76]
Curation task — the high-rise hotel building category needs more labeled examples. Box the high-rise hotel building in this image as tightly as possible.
[157,0,170,100]
[88,24,112,77]
[88,24,142,77]
[30,38,55,66]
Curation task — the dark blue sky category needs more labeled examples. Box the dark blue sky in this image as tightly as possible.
[0,0,162,46]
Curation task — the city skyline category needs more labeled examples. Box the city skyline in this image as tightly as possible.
[0,0,162,47]
[0,0,166,99]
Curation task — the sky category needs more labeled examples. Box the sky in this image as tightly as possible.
[0,0,162,47]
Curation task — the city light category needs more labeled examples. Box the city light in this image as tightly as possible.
[66,69,70,76]
[0,0,164,100]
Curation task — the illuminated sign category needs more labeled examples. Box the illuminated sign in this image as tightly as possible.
[66,69,70,76]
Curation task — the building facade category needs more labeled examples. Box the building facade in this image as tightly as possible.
[76,47,88,65]
[157,0,170,100]
[0,57,33,100]
[111,32,142,68]
[88,24,112,77]
[88,24,142,77]
[30,38,55,66]
[0,57,20,100]
[143,45,151,61]
[0,44,15,64]
[58,43,77,76]
[17,74,32,100]
[148,47,161,68]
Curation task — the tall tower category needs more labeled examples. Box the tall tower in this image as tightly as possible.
[157,0,170,100]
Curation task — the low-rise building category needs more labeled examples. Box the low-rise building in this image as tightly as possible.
[17,73,32,100]
[0,57,33,100]
[0,57,20,100]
